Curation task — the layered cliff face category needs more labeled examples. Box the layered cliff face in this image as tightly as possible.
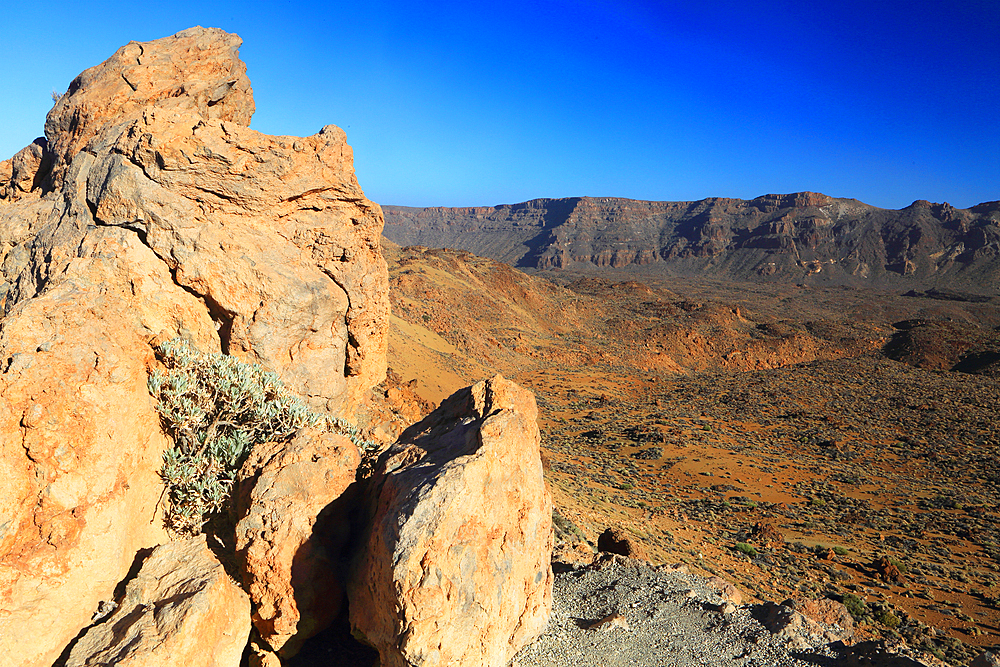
[0,27,388,666]
[383,194,1000,290]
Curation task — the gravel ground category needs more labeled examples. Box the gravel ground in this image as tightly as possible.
[512,556,837,667]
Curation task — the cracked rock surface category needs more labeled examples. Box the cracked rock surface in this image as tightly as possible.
[0,26,387,667]
[349,375,553,667]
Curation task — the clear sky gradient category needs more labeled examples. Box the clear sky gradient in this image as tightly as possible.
[2,1,997,209]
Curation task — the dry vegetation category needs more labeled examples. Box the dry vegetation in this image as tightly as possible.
[380,240,1000,665]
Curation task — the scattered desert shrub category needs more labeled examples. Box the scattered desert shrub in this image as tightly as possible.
[888,556,909,574]
[842,593,869,621]
[833,545,849,556]
[874,606,900,629]
[551,508,587,543]
[734,542,758,557]
[148,338,371,534]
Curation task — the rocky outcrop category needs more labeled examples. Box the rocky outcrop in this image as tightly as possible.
[234,428,360,657]
[64,537,251,667]
[784,597,855,642]
[2,25,387,411]
[883,319,1000,377]
[0,26,387,666]
[758,598,854,650]
[597,527,648,560]
[349,374,553,667]
[0,238,204,667]
[383,196,1000,290]
[706,576,744,606]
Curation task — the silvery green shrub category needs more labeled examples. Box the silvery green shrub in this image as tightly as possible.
[148,338,372,533]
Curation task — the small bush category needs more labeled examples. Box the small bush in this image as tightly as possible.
[888,556,908,574]
[148,339,370,534]
[842,593,869,621]
[734,542,758,557]
[874,607,900,628]
[833,545,849,556]
[551,508,587,543]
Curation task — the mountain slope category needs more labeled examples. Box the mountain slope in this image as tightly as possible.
[383,194,1000,291]
[381,239,888,404]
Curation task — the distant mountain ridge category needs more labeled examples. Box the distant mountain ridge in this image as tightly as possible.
[382,193,1000,291]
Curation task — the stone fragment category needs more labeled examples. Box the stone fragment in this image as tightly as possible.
[597,526,648,560]
[587,611,630,632]
[234,428,360,657]
[246,638,283,667]
[0,139,53,201]
[873,555,906,584]
[783,597,855,642]
[706,576,743,606]
[64,537,250,667]
[759,598,852,648]
[349,375,553,667]
[748,521,785,549]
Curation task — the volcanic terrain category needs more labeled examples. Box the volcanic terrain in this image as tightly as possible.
[380,235,1000,666]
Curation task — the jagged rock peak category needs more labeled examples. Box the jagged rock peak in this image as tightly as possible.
[44,26,254,187]
[0,27,387,666]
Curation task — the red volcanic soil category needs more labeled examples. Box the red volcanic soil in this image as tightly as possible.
[381,240,1000,665]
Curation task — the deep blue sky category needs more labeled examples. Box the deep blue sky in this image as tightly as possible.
[2,1,997,209]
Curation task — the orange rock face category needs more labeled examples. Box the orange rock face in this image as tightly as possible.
[0,26,387,666]
[349,375,553,667]
[234,428,361,657]
[0,229,214,667]
[64,537,251,667]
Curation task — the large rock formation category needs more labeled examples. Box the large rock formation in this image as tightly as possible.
[64,537,251,667]
[383,195,1000,290]
[349,375,553,667]
[234,428,360,657]
[0,26,388,666]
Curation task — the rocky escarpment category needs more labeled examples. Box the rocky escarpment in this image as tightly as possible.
[383,194,1000,290]
[0,27,389,666]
